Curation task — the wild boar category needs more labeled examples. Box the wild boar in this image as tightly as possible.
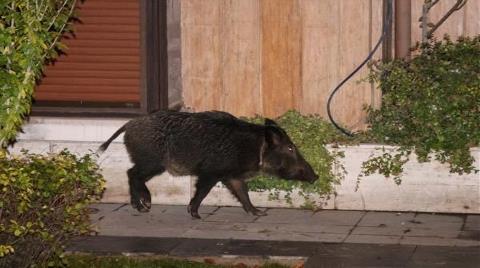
[99,110,318,219]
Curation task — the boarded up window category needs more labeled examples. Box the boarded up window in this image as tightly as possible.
[35,0,140,107]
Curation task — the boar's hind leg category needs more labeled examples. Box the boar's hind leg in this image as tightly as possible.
[223,179,267,216]
[127,165,165,213]
[188,177,218,219]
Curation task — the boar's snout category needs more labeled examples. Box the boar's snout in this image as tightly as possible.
[296,164,319,184]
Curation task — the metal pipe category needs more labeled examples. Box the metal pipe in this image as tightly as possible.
[383,0,394,61]
[394,0,411,59]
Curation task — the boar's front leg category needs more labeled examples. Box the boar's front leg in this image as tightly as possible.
[188,177,218,219]
[223,179,267,216]
[128,164,164,213]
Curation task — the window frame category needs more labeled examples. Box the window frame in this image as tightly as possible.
[31,0,168,117]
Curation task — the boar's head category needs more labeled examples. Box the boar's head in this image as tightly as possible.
[260,119,319,183]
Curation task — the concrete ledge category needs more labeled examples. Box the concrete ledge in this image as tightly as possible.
[11,117,480,214]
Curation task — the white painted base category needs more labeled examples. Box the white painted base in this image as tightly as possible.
[10,117,480,214]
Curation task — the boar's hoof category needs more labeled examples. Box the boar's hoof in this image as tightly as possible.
[132,198,151,213]
[250,209,267,216]
[187,205,201,219]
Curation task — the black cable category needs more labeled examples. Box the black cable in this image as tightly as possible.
[326,0,393,136]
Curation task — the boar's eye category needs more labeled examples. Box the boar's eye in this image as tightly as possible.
[287,146,294,152]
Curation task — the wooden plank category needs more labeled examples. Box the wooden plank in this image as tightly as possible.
[181,0,222,26]
[301,0,340,117]
[411,0,424,44]
[261,0,301,117]
[181,0,222,112]
[464,0,480,36]
[370,0,384,111]
[334,0,371,130]
[220,0,262,116]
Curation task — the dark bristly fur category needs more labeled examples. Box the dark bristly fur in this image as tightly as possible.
[99,110,318,219]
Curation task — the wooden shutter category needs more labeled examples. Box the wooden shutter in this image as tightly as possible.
[35,0,141,106]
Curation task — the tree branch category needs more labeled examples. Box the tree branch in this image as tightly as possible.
[427,0,468,39]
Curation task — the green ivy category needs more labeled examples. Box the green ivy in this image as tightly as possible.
[245,111,346,208]
[0,149,105,267]
[361,36,480,182]
[0,0,77,149]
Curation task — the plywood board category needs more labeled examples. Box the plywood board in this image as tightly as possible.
[181,0,222,111]
[221,0,262,116]
[261,0,302,117]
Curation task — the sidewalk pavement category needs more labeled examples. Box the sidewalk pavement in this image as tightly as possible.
[68,203,480,267]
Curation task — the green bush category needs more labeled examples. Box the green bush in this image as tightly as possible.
[0,0,76,149]
[245,111,346,208]
[362,36,480,182]
[0,150,105,267]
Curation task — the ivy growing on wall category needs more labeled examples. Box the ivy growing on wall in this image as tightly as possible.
[0,0,77,149]
[245,111,347,208]
[360,36,480,182]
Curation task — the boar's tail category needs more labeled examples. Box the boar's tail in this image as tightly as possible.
[97,125,126,153]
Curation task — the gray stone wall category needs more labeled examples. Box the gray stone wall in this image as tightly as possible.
[167,0,182,110]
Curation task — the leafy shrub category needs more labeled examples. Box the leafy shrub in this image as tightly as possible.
[362,36,480,181]
[0,0,76,148]
[0,150,105,267]
[245,111,346,208]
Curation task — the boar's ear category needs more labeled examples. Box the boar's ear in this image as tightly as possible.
[265,118,279,126]
[265,126,283,147]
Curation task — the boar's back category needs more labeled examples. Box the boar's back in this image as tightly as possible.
[124,111,264,178]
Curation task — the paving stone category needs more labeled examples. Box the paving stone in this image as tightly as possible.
[400,236,480,247]
[93,205,214,237]
[358,211,415,227]
[344,234,402,244]
[254,208,314,224]
[458,230,480,241]
[404,227,461,238]
[88,203,127,223]
[403,220,460,230]
[182,222,347,242]
[190,221,350,235]
[147,204,218,217]
[85,204,480,255]
[415,213,465,223]
[310,210,365,226]
[465,215,480,231]
[351,226,408,236]
[203,206,261,223]
[406,245,480,268]
[305,243,416,268]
